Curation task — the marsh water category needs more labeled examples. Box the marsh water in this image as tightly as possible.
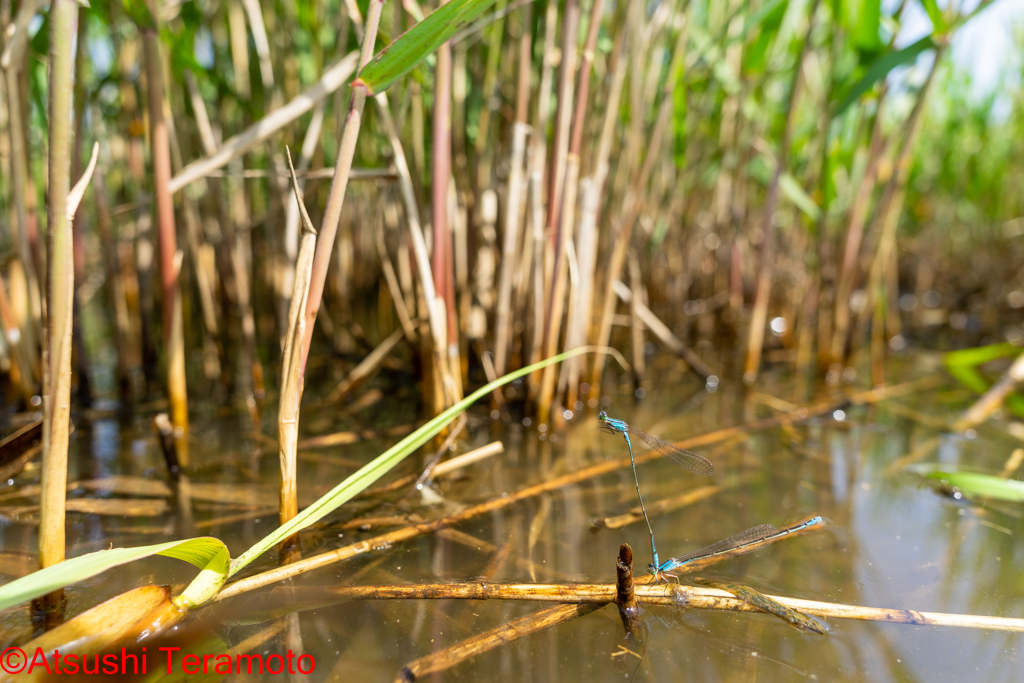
[2,350,1023,682]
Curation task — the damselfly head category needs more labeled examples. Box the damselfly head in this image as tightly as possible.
[598,411,608,420]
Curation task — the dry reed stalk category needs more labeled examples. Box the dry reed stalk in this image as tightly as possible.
[298,0,383,377]
[396,602,603,682]
[589,14,686,398]
[36,0,80,627]
[0,0,42,71]
[282,102,326,294]
[536,0,580,423]
[217,377,933,600]
[548,0,604,409]
[526,166,547,391]
[169,52,359,194]
[325,327,407,403]
[240,0,275,102]
[165,103,222,384]
[592,485,723,530]
[315,581,1024,634]
[142,8,189,462]
[743,0,819,384]
[566,17,628,407]
[374,95,452,406]
[522,0,559,395]
[489,62,527,373]
[713,7,745,302]
[376,217,418,343]
[359,440,505,497]
[91,148,141,399]
[627,251,646,387]
[278,148,318,562]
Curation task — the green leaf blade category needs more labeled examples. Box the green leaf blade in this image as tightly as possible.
[926,471,1024,502]
[358,0,502,95]
[833,35,937,116]
[0,537,229,612]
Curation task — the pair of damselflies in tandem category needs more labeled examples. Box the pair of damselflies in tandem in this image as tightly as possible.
[597,411,823,580]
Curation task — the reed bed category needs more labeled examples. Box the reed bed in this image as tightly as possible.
[0,0,1022,676]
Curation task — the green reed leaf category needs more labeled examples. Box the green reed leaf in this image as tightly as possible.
[0,537,229,611]
[357,0,501,95]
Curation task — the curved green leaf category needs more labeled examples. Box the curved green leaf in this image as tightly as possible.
[0,537,229,611]
[358,0,501,95]
[833,35,937,116]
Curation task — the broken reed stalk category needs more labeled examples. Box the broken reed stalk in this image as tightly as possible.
[298,0,383,375]
[279,148,318,563]
[396,602,603,682]
[615,544,640,637]
[142,5,189,463]
[36,0,80,627]
[743,0,819,385]
[326,582,1024,634]
[216,377,935,600]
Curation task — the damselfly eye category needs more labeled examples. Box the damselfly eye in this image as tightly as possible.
[598,411,607,419]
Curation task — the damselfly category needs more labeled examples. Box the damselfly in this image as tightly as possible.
[597,411,714,569]
[649,516,825,581]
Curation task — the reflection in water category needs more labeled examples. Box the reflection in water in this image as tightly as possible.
[1,353,1023,680]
